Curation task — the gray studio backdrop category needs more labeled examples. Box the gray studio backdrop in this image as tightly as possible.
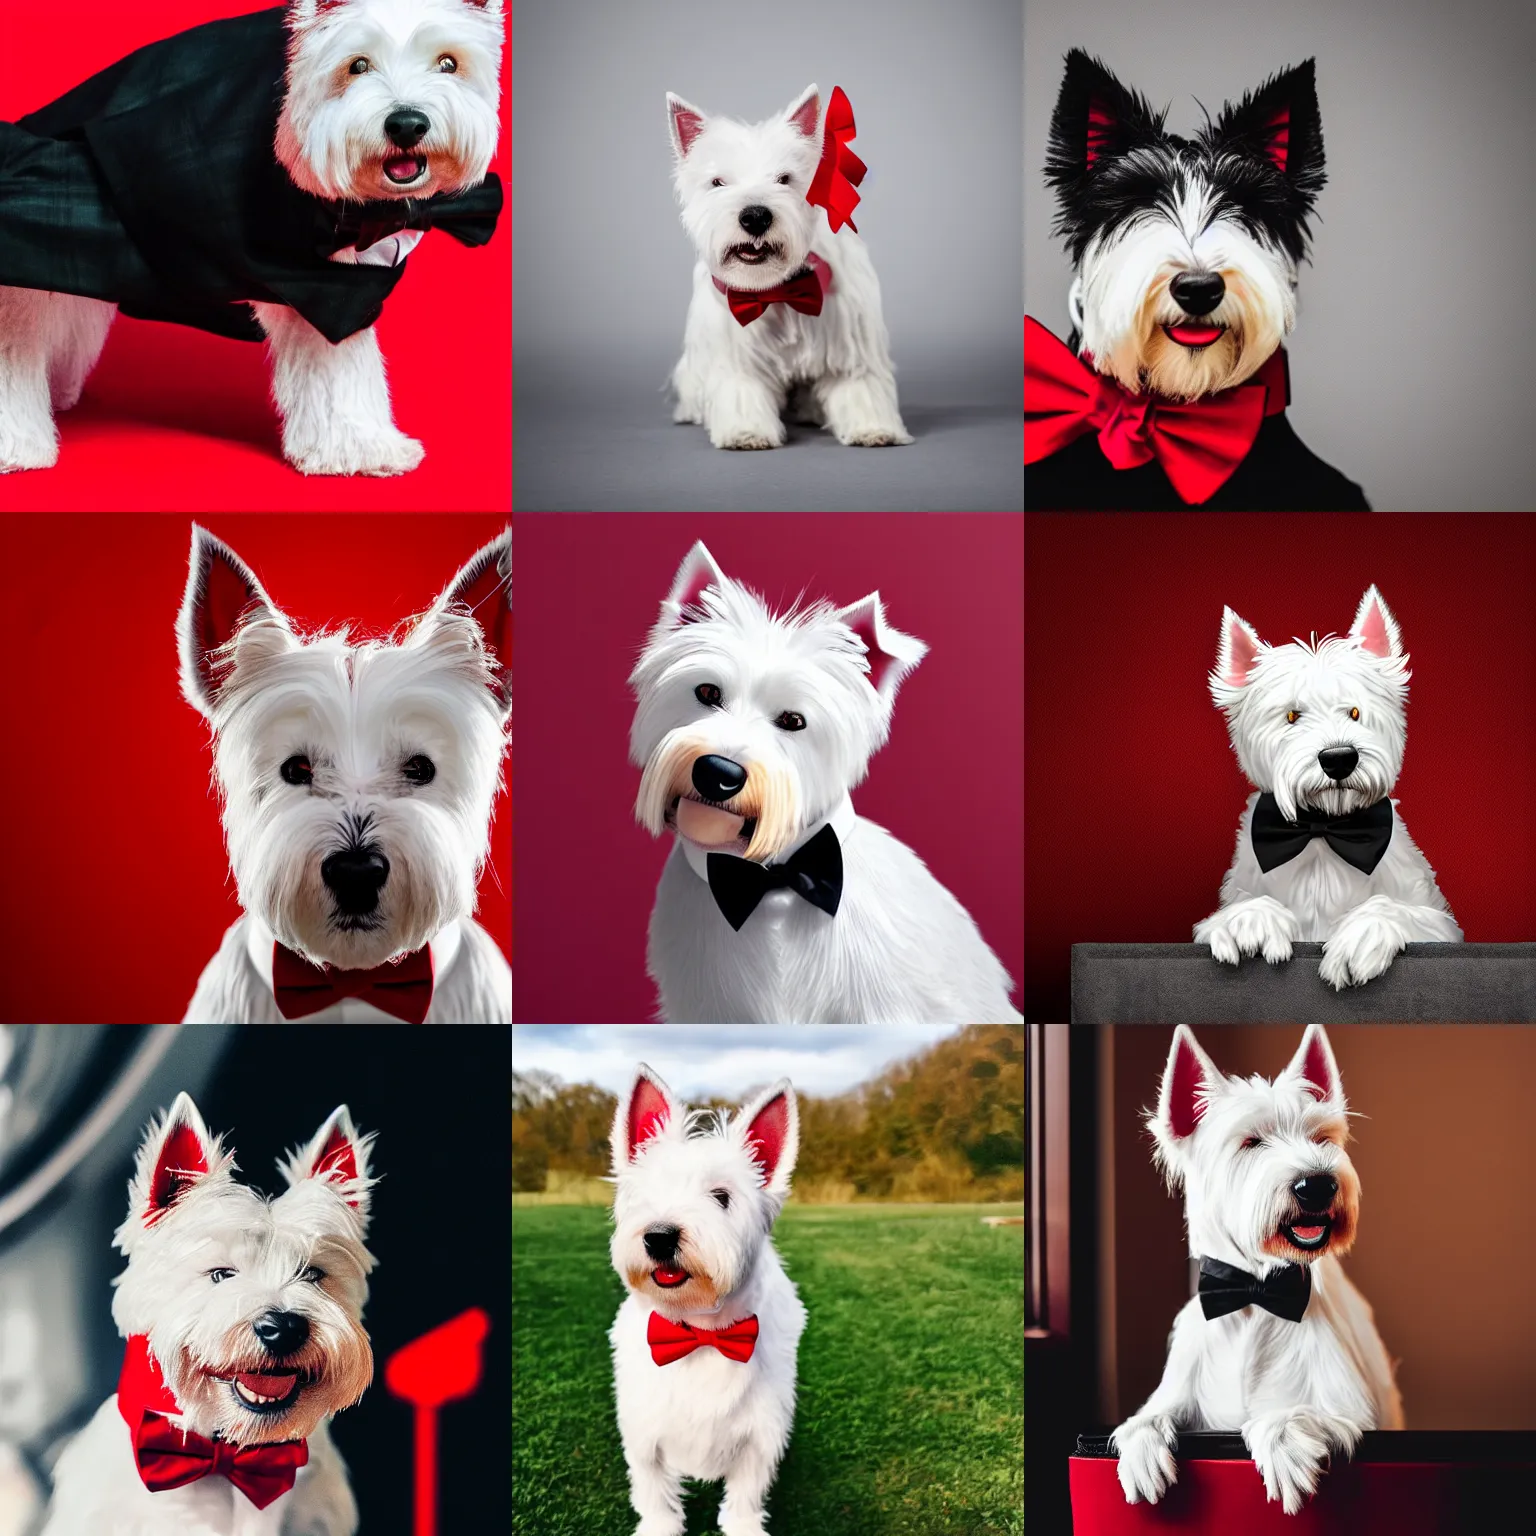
[1024,0,1536,512]
[514,0,1023,511]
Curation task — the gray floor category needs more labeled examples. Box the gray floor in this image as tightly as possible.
[514,367,1022,512]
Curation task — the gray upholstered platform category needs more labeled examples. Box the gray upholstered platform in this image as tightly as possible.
[1070,943,1536,1023]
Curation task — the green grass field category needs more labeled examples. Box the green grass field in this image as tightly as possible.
[512,1203,1024,1536]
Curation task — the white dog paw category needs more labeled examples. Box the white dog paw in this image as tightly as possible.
[0,434,59,473]
[1112,1415,1177,1506]
[836,424,913,447]
[712,422,787,451]
[719,1516,767,1536]
[1196,899,1298,967]
[1247,1410,1329,1516]
[633,1521,684,1536]
[287,430,425,477]
[1320,905,1407,989]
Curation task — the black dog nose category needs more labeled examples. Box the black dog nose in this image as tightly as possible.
[692,755,748,801]
[643,1226,681,1264]
[321,847,390,915]
[737,205,774,237]
[1317,747,1360,781]
[1293,1175,1338,1213]
[253,1310,311,1357]
[1169,270,1226,316]
[384,109,431,149]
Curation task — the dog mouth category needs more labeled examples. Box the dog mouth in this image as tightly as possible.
[214,1367,314,1415]
[651,1264,690,1288]
[1280,1216,1333,1252]
[1163,322,1227,349]
[330,913,385,933]
[382,154,429,188]
[725,240,784,267]
[666,794,757,853]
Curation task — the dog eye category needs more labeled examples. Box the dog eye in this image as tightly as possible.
[1349,707,1360,721]
[1285,710,1300,724]
[1240,1135,1262,1150]
[695,683,723,707]
[280,755,314,786]
[777,174,792,185]
[710,177,726,188]
[300,1265,326,1284]
[710,1188,730,1209]
[773,711,806,732]
[208,1268,238,1284]
[402,754,436,786]
[437,54,458,73]
[348,57,371,75]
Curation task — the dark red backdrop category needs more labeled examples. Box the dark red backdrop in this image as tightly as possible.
[513,513,1024,1023]
[0,1,509,512]
[0,514,511,1024]
[1024,513,1536,1020]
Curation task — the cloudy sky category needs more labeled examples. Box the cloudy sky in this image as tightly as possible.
[510,1024,968,1098]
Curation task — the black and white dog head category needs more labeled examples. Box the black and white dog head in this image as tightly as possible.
[1045,50,1325,402]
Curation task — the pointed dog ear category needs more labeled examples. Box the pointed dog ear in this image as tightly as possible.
[283,1105,376,1219]
[833,593,927,705]
[131,1093,223,1227]
[421,530,511,713]
[660,542,729,627]
[1283,1026,1344,1104]
[667,92,708,159]
[613,1065,682,1170]
[734,1080,798,1194]
[1046,49,1167,187]
[1210,59,1324,210]
[1210,605,1266,703]
[784,84,820,140]
[1153,1027,1223,1149]
[1349,584,1403,660]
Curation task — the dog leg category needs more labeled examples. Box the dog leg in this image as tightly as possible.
[1319,894,1462,989]
[1244,1407,1364,1516]
[718,1441,780,1536]
[1194,895,1300,965]
[702,371,787,450]
[47,295,115,413]
[813,371,912,446]
[1111,1411,1180,1507]
[0,286,62,472]
[253,302,425,477]
[623,1444,685,1536]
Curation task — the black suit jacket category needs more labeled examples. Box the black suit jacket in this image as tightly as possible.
[0,7,503,344]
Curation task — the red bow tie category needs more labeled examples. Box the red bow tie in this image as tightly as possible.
[117,1335,309,1511]
[714,252,831,327]
[647,1311,760,1366]
[807,86,866,234]
[272,941,434,1023]
[1024,317,1290,504]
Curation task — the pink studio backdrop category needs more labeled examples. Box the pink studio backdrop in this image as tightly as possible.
[512,513,1025,1023]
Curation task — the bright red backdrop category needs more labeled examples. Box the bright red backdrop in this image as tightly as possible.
[513,513,1025,1023]
[0,1,509,512]
[1024,513,1536,1021]
[0,514,510,1024]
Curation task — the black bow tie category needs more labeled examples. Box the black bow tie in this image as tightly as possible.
[327,175,506,256]
[706,823,844,932]
[1250,792,1393,875]
[1198,1256,1312,1323]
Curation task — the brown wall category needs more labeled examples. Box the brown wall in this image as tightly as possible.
[1100,1025,1536,1430]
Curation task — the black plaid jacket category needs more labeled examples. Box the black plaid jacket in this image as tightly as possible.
[0,6,503,344]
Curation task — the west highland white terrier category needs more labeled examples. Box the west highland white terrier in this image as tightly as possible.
[666,84,911,450]
[42,1093,377,1535]
[609,1065,805,1536]
[1113,1026,1403,1515]
[1195,585,1461,988]
[179,524,511,1023]
[0,0,505,477]
[629,542,1020,1024]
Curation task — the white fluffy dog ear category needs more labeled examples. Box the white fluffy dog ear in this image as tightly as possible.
[178,524,292,719]
[1213,604,1265,689]
[613,1064,682,1170]
[833,594,928,704]
[783,84,820,140]
[734,1080,799,1194]
[420,530,512,714]
[282,1105,377,1220]
[661,541,729,627]
[1149,1027,1223,1173]
[1282,1025,1345,1106]
[1349,585,1403,660]
[129,1093,225,1229]
[666,93,709,159]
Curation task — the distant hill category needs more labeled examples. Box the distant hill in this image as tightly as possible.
[512,1025,1023,1203]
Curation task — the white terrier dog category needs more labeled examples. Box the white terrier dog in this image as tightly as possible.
[42,1092,376,1535]
[1195,585,1462,989]
[666,84,911,450]
[609,1065,805,1536]
[629,543,1020,1024]
[1113,1026,1403,1516]
[0,0,504,477]
[179,524,511,1023]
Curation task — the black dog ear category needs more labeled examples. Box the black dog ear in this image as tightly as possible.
[1209,59,1325,209]
[1045,49,1167,191]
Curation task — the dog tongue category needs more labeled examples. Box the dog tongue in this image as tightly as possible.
[1167,324,1224,346]
[676,798,745,846]
[236,1371,297,1396]
[653,1265,688,1285]
[386,157,419,179]
[1292,1226,1326,1242]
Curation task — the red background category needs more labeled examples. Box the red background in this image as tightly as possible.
[1024,513,1536,1021]
[0,513,511,1024]
[513,513,1025,1023]
[0,1,509,512]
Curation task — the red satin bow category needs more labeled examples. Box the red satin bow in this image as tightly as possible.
[647,1311,760,1366]
[1024,317,1290,504]
[272,941,434,1023]
[713,252,830,327]
[117,1335,308,1511]
[807,86,866,233]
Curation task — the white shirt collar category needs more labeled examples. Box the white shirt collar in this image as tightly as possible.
[678,793,857,883]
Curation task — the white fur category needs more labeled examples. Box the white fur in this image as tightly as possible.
[667,86,910,450]
[41,1094,377,1535]
[0,0,504,477]
[609,1066,805,1536]
[1112,1027,1403,1517]
[1195,585,1462,989]
[629,543,1020,1024]
[178,524,511,1023]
